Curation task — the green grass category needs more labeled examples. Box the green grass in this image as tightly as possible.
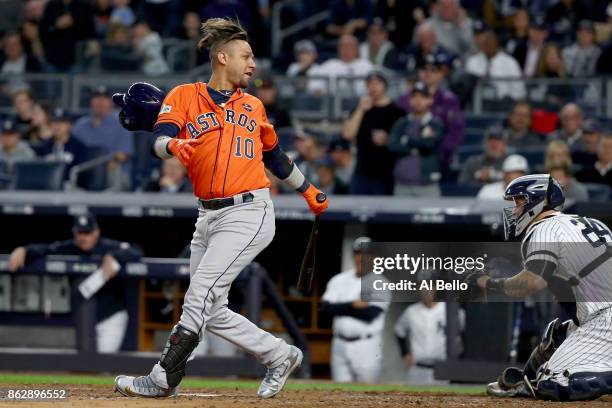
[0,373,484,395]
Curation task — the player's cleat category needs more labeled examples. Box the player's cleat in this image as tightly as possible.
[257,345,303,398]
[114,375,178,398]
[486,379,536,399]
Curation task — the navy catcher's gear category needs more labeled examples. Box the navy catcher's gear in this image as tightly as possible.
[113,82,165,132]
[159,325,199,387]
[502,174,565,240]
[523,318,571,380]
[537,371,612,401]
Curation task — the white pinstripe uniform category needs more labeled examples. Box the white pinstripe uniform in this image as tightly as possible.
[521,212,612,386]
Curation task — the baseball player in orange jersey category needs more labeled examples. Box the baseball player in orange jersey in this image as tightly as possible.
[114,18,328,399]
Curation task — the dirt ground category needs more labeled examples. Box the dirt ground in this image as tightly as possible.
[0,384,611,408]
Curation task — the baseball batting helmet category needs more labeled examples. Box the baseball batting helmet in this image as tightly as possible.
[502,174,565,240]
[112,82,165,132]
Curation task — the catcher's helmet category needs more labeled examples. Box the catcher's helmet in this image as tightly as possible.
[112,82,165,132]
[502,174,564,240]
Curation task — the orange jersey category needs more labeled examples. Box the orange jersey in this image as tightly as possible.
[155,82,278,199]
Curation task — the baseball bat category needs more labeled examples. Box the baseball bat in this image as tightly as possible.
[297,193,326,294]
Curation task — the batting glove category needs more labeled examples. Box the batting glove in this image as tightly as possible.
[168,138,203,167]
[301,184,329,215]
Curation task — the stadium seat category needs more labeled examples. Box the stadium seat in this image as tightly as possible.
[515,148,546,170]
[455,146,484,164]
[584,183,611,201]
[464,113,505,130]
[440,182,482,197]
[13,161,66,191]
[463,128,485,146]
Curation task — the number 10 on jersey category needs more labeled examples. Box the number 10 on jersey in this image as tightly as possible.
[235,136,254,159]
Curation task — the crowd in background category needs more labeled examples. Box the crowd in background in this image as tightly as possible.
[0,0,611,198]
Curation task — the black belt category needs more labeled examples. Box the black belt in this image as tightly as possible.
[337,334,373,342]
[199,192,254,210]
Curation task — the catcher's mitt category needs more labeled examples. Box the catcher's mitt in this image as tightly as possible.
[457,269,487,302]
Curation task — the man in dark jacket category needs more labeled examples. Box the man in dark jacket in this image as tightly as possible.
[388,81,444,196]
[8,213,143,353]
[39,0,96,71]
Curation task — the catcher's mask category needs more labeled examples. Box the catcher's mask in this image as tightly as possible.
[502,174,564,240]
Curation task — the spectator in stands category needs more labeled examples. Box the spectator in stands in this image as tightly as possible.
[544,140,572,172]
[293,131,323,185]
[549,103,583,147]
[328,137,355,187]
[326,0,373,39]
[0,0,25,36]
[23,103,53,145]
[21,19,47,69]
[141,0,181,37]
[132,20,169,75]
[575,134,612,187]
[0,118,35,171]
[342,70,404,195]
[287,40,319,77]
[417,52,464,168]
[477,154,528,199]
[7,213,143,353]
[458,126,507,185]
[12,89,34,133]
[548,163,589,201]
[34,108,87,180]
[72,86,134,190]
[98,22,139,71]
[424,0,474,57]
[471,20,489,55]
[404,22,444,73]
[0,32,42,74]
[545,0,590,44]
[512,15,549,78]
[562,20,601,77]
[538,43,573,108]
[143,157,191,193]
[253,77,291,129]
[110,0,135,28]
[503,100,544,149]
[179,11,200,40]
[39,0,96,71]
[359,18,399,69]
[465,30,525,100]
[572,118,602,169]
[388,81,444,197]
[93,0,112,38]
[315,158,349,195]
[504,8,530,58]
[374,0,426,49]
[307,34,373,96]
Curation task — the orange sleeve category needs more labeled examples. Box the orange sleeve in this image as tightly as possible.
[154,84,194,129]
[260,109,279,152]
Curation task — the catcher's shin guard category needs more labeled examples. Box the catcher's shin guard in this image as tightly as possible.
[523,318,571,380]
[159,325,199,387]
[537,371,612,401]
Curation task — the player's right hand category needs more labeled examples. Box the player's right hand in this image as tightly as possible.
[8,247,26,272]
[168,138,204,167]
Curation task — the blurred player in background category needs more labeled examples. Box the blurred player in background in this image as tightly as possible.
[7,213,142,353]
[113,17,328,399]
[463,174,612,401]
[321,237,390,383]
[394,272,464,385]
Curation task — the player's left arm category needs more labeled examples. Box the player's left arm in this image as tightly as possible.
[477,268,549,298]
[259,119,328,215]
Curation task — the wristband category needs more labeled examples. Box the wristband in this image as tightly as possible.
[153,136,173,159]
[485,278,507,294]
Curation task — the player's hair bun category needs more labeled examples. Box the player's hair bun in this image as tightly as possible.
[198,18,249,53]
